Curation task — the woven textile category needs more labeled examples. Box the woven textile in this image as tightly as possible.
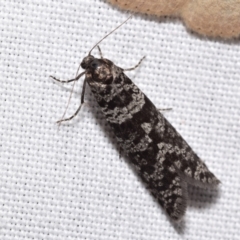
[0,0,239,239]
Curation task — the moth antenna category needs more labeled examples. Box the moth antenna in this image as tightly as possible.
[88,14,133,56]
[59,14,133,126]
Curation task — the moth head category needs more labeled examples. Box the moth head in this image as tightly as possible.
[81,56,113,84]
[81,55,95,69]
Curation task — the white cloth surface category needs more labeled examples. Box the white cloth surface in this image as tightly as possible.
[0,0,240,239]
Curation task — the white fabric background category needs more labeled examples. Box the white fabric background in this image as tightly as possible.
[0,0,239,239]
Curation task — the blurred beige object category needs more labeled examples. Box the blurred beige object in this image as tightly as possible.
[108,0,240,38]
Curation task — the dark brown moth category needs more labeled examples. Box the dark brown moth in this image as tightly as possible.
[50,17,220,221]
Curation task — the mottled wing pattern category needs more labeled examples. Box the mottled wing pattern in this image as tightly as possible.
[86,58,219,220]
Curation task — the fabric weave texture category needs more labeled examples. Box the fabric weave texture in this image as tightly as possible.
[0,0,239,239]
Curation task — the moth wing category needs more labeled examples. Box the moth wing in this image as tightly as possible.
[162,117,220,187]
[146,163,188,221]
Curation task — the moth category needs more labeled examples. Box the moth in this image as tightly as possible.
[107,0,240,38]
[51,17,220,221]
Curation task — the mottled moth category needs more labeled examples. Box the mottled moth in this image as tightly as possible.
[51,17,220,221]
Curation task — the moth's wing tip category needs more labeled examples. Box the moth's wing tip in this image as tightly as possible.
[168,204,187,222]
[207,176,221,187]
[173,152,220,188]
[195,171,221,188]
[164,180,188,222]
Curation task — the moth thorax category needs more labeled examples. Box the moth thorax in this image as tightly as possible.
[92,62,113,83]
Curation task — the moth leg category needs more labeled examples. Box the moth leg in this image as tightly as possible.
[97,45,104,59]
[158,108,172,112]
[50,71,85,83]
[57,78,87,124]
[123,56,146,72]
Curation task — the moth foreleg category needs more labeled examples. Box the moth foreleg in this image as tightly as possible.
[56,78,87,124]
[50,71,85,83]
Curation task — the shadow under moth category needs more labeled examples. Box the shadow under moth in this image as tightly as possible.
[107,0,240,38]
[51,17,220,221]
